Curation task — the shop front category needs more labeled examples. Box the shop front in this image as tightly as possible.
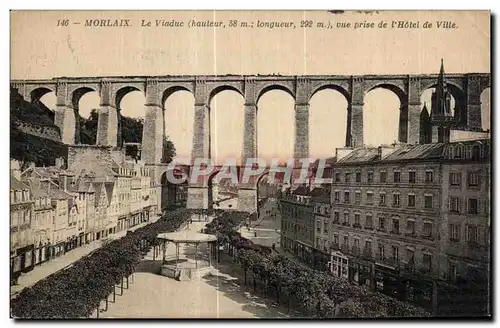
[348,259,374,288]
[33,243,50,266]
[329,251,349,280]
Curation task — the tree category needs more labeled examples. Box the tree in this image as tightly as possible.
[161,136,176,164]
[79,109,98,145]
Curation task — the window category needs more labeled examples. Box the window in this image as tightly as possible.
[450,172,462,186]
[394,171,401,183]
[449,197,461,213]
[379,193,386,205]
[316,220,321,233]
[424,195,433,209]
[365,214,373,229]
[367,171,374,183]
[409,171,416,183]
[345,172,351,183]
[408,194,416,208]
[366,192,373,204]
[334,211,340,223]
[468,198,479,214]
[344,191,350,204]
[354,238,360,248]
[343,212,349,225]
[448,261,457,282]
[355,191,361,204]
[406,249,415,263]
[356,172,361,183]
[334,191,340,202]
[334,234,339,245]
[466,225,478,244]
[393,193,400,207]
[343,235,349,245]
[423,223,432,237]
[365,241,372,255]
[392,246,399,260]
[392,219,400,234]
[449,224,460,242]
[380,171,387,183]
[378,245,385,260]
[354,213,361,226]
[425,170,434,183]
[467,172,480,187]
[407,220,415,235]
[335,172,340,183]
[379,217,385,231]
[323,220,328,234]
[423,254,432,271]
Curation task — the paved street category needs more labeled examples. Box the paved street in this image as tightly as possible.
[10,216,160,297]
[240,198,281,248]
[100,220,292,318]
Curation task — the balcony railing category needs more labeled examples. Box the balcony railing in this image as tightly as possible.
[353,223,362,229]
[384,258,401,267]
[420,234,435,241]
[341,222,350,227]
[364,225,374,230]
[362,248,372,259]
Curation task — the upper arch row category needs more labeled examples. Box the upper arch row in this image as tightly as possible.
[12,74,491,109]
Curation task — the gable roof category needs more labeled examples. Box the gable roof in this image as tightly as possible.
[11,176,29,191]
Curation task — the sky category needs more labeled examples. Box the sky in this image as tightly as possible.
[11,11,491,165]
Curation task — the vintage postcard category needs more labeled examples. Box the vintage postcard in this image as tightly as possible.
[9,10,491,319]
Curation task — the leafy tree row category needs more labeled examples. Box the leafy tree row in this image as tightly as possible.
[208,211,431,318]
[11,208,192,319]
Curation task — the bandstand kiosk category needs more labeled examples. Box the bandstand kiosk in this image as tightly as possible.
[156,230,217,281]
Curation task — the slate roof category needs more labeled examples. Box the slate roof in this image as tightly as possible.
[292,185,310,196]
[383,143,445,161]
[30,186,49,199]
[337,148,380,163]
[335,143,446,164]
[11,176,29,190]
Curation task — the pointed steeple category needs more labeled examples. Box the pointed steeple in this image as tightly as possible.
[431,59,452,117]
[436,58,447,97]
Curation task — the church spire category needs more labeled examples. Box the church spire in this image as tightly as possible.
[431,58,452,117]
[436,58,447,97]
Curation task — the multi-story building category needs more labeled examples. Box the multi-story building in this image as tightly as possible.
[91,180,113,240]
[30,187,54,266]
[329,144,444,307]
[47,187,73,257]
[10,175,34,282]
[327,140,490,315]
[437,140,491,315]
[11,147,163,282]
[280,186,316,265]
[114,164,132,232]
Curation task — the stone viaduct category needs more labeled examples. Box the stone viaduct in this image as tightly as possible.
[10,73,491,212]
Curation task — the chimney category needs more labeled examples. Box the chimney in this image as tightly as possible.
[377,145,397,160]
[59,173,68,191]
[11,160,21,180]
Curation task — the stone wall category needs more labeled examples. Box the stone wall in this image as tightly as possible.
[67,145,115,175]
[14,120,61,143]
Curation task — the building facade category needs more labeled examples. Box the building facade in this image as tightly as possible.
[10,175,35,282]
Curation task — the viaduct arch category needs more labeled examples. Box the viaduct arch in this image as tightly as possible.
[11,73,490,212]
